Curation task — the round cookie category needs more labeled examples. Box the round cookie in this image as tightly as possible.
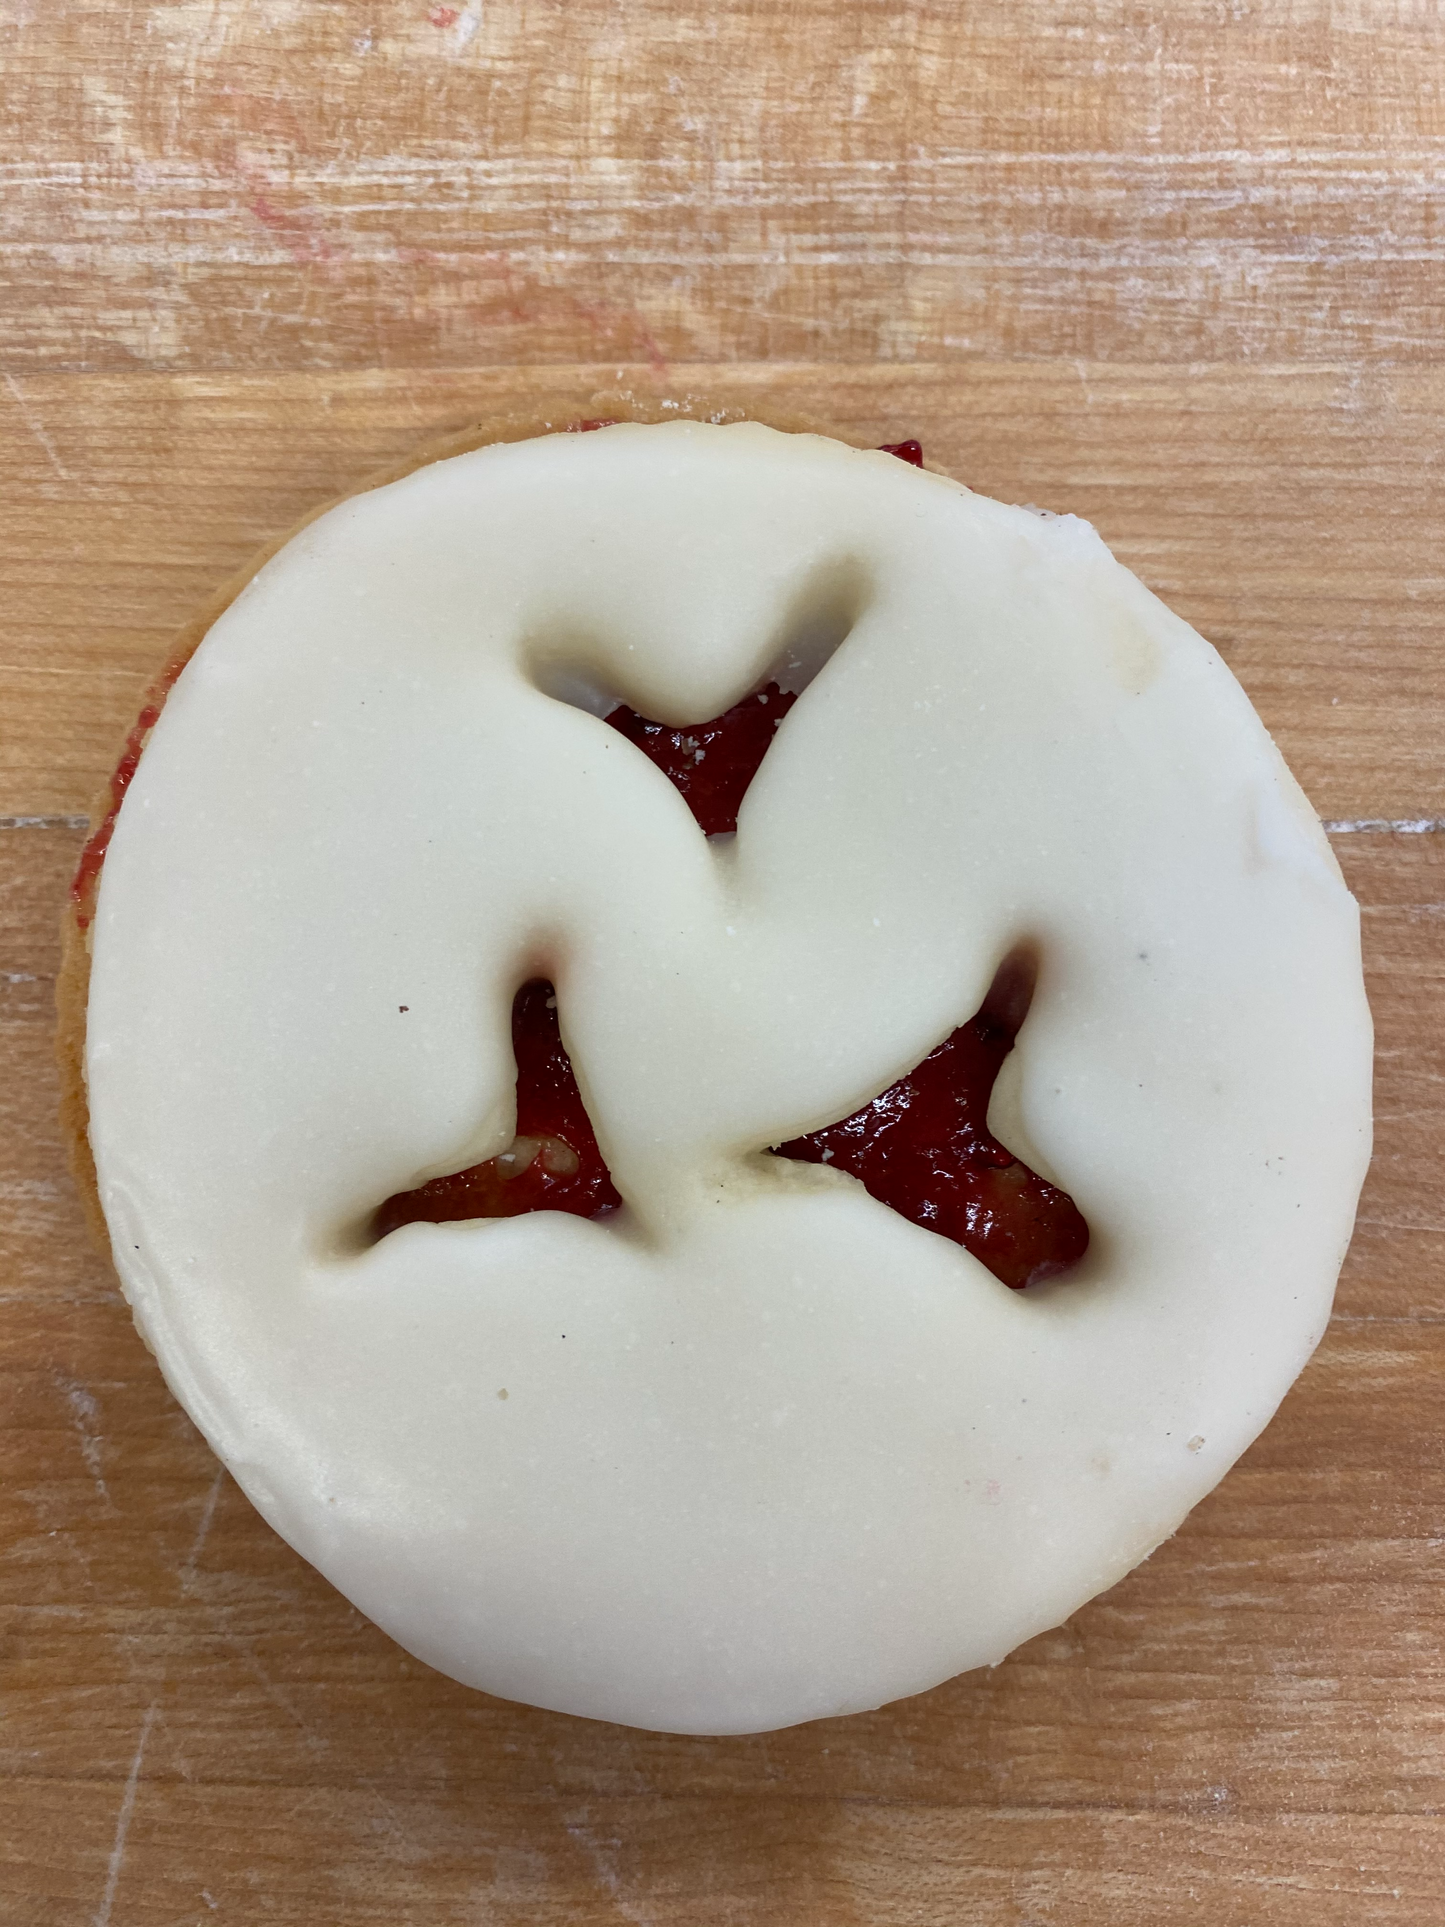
[60,404,1373,1735]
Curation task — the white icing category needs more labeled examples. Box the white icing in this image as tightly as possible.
[86,421,1372,1734]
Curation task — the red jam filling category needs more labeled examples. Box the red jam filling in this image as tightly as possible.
[379,434,1089,1286]
[71,698,169,928]
[772,956,1089,1290]
[606,682,798,836]
[378,956,1088,1287]
[374,980,622,1238]
[78,425,1087,1286]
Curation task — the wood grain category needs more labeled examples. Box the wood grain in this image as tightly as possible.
[3,0,1443,1919]
[3,2,1444,372]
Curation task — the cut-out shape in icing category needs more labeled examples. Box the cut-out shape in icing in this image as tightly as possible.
[605,681,798,837]
[374,979,621,1238]
[377,649,1089,1287]
[774,948,1090,1289]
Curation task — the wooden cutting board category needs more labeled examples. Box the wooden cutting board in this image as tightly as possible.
[2,5,1442,1922]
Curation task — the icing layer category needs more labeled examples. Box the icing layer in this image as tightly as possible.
[85,421,1372,1734]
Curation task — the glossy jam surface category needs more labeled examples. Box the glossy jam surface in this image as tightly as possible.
[375,980,621,1238]
[92,424,1086,1287]
[774,962,1089,1290]
[380,422,1088,1287]
[606,682,798,836]
[378,953,1088,1288]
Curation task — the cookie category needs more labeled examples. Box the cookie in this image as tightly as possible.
[59,399,1372,1734]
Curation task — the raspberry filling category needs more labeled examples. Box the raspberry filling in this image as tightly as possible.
[373,979,622,1239]
[72,684,183,930]
[877,439,924,467]
[378,433,1090,1288]
[377,953,1089,1289]
[772,954,1089,1290]
[73,423,1088,1287]
[606,681,798,836]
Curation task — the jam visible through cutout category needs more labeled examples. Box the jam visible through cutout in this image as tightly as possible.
[376,432,1090,1286]
[374,980,621,1238]
[606,682,797,836]
[772,953,1089,1290]
[376,959,1089,1290]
